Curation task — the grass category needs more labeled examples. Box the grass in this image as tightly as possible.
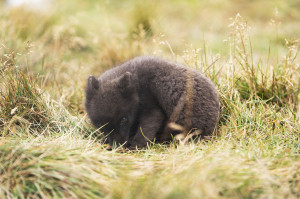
[0,0,299,198]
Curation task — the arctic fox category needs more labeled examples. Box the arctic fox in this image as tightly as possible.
[85,56,219,147]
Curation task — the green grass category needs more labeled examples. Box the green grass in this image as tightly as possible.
[0,0,299,198]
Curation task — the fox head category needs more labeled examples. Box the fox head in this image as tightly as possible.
[85,72,140,146]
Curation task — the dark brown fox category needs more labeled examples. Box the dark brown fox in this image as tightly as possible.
[85,56,219,147]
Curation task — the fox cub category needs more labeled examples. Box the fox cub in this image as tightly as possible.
[85,56,219,147]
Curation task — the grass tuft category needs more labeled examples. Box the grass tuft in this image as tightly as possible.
[0,49,50,135]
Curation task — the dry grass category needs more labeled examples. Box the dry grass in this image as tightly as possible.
[0,0,299,198]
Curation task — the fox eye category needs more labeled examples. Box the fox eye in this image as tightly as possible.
[120,117,128,126]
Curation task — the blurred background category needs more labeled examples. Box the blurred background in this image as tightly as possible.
[2,0,299,52]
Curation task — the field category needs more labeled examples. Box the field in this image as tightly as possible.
[0,0,299,198]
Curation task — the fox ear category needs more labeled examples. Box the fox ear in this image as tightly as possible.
[119,72,132,88]
[86,75,99,100]
[118,72,134,96]
[88,75,99,90]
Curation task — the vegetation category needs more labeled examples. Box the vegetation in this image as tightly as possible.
[0,0,299,198]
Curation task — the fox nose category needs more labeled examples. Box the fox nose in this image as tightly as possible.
[110,137,128,148]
